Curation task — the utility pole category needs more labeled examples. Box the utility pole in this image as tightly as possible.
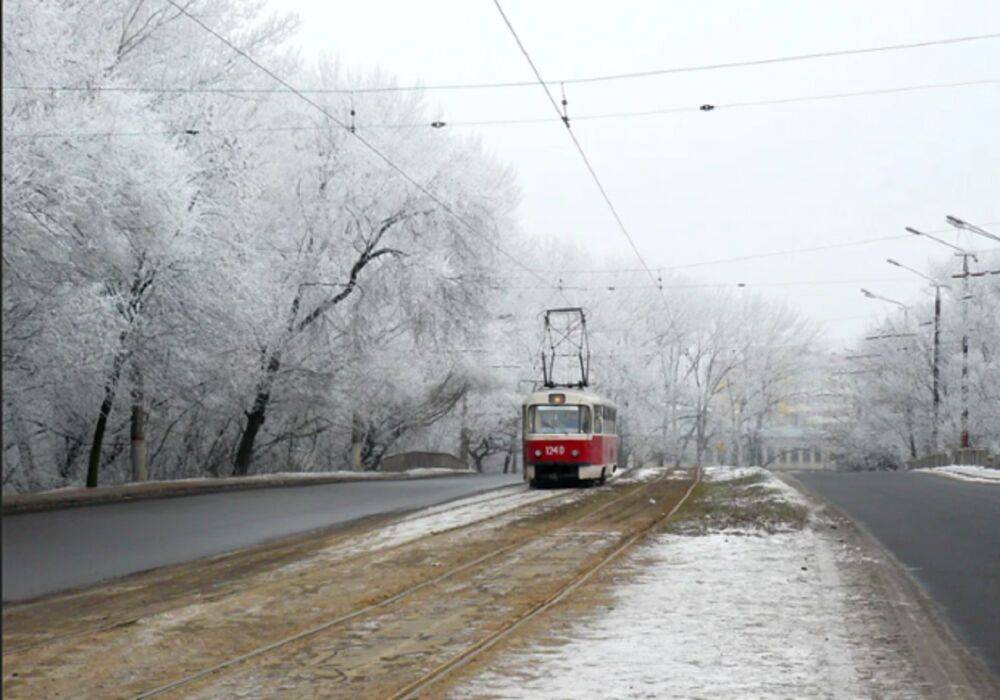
[942,215,1000,448]
[886,258,948,452]
[931,284,942,451]
[947,265,1000,449]
[945,261,1000,448]
[906,223,988,450]
[958,252,971,449]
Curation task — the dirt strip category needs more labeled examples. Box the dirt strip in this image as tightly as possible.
[163,473,695,699]
[2,487,554,652]
[2,472,690,699]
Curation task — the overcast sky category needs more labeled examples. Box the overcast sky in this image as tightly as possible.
[272,0,999,346]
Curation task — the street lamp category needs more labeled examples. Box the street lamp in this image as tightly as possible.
[945,215,1000,243]
[860,288,910,314]
[886,258,950,452]
[905,227,977,259]
[861,288,914,339]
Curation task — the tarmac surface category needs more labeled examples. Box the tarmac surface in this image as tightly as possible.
[1,474,521,602]
[796,469,1000,677]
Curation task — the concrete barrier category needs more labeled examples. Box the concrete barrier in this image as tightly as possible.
[1,469,474,515]
[907,449,999,470]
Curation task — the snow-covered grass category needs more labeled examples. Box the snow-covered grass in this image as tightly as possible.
[702,464,771,482]
[915,464,1000,484]
[454,466,912,699]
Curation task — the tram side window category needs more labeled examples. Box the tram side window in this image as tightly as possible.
[594,406,604,434]
[529,405,592,434]
[606,408,616,434]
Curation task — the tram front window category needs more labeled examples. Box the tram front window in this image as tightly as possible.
[529,405,591,434]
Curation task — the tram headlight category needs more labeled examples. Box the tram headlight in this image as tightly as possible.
[534,449,542,457]
[571,449,579,457]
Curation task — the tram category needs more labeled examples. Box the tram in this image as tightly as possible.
[522,389,620,487]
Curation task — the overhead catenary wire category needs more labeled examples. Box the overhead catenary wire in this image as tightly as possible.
[491,0,660,291]
[509,276,922,292]
[508,223,1000,276]
[9,77,997,140]
[520,235,914,274]
[155,0,563,300]
[5,31,997,95]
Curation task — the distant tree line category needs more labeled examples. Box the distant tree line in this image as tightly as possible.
[3,0,823,491]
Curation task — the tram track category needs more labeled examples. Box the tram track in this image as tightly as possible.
[127,469,695,699]
[1,483,562,657]
[4,464,672,697]
[129,470,665,699]
[391,469,701,699]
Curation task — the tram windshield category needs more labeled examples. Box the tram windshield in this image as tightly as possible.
[528,405,591,434]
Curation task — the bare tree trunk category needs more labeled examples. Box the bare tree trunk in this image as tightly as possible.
[659,420,667,466]
[233,355,279,476]
[87,351,127,488]
[130,363,148,482]
[503,439,515,474]
[694,411,707,467]
[350,412,364,471]
[905,405,918,461]
[459,395,470,468]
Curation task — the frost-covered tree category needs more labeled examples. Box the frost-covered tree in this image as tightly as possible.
[826,250,999,468]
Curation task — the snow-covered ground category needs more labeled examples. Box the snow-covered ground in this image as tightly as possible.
[273,485,580,574]
[613,466,662,483]
[915,464,1000,484]
[455,465,921,699]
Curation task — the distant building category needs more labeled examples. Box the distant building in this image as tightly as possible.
[758,354,850,470]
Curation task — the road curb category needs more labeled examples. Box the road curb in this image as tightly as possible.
[1,471,480,516]
[780,472,1000,698]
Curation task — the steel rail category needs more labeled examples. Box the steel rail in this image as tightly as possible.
[2,484,555,656]
[129,467,667,699]
[390,468,702,700]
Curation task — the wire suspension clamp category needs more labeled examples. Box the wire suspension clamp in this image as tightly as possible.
[560,82,570,127]
[349,91,356,134]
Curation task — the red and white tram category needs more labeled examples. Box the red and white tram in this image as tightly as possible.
[522,389,620,487]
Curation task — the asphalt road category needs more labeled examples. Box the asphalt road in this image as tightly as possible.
[1,474,521,602]
[796,470,1000,676]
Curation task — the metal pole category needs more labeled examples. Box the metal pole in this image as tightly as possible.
[960,254,970,449]
[931,285,941,452]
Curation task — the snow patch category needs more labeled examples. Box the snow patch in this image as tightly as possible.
[616,466,664,483]
[703,465,770,482]
[451,467,921,698]
[456,530,865,699]
[915,464,1000,484]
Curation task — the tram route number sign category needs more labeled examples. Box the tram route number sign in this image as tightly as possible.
[544,445,565,456]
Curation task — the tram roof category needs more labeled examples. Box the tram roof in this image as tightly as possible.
[522,388,616,408]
